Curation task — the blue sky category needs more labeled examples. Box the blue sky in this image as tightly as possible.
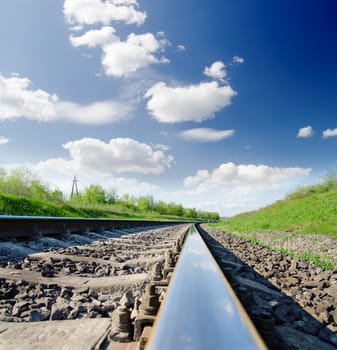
[0,0,336,216]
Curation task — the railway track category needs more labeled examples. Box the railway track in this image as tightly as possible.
[0,217,336,349]
[0,217,189,349]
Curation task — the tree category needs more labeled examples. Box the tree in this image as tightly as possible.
[155,200,167,215]
[83,185,106,204]
[184,207,197,218]
[50,189,64,202]
[119,194,137,210]
[137,195,154,212]
[106,187,118,204]
[4,168,34,197]
[30,180,49,200]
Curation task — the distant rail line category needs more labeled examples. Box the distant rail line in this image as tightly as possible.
[0,215,185,240]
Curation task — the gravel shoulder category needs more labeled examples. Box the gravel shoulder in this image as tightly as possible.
[201,224,337,349]
[228,229,337,268]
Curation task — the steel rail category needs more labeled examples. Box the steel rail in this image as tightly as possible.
[0,216,186,240]
[146,224,267,350]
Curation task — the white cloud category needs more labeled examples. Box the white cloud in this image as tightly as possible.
[70,26,118,47]
[183,170,210,188]
[37,137,173,175]
[153,144,170,152]
[0,136,10,145]
[0,75,58,121]
[297,125,313,138]
[297,126,313,138]
[55,100,133,124]
[204,61,226,80]
[70,25,84,32]
[0,74,132,124]
[144,81,236,123]
[102,32,169,77]
[63,0,146,26]
[177,44,186,51]
[64,2,170,78]
[233,56,244,64]
[322,128,337,138]
[184,162,311,190]
[176,162,313,216]
[180,128,235,142]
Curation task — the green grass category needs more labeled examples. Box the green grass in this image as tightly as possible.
[212,188,337,237]
[0,193,191,222]
[210,182,337,270]
[296,251,335,270]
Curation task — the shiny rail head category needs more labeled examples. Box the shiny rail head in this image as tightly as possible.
[146,225,266,350]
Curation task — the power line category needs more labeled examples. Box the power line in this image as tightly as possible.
[71,176,79,199]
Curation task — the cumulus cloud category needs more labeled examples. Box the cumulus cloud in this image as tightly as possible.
[63,0,146,26]
[0,75,58,121]
[184,162,311,190]
[70,26,118,47]
[175,162,313,216]
[64,1,171,78]
[233,56,244,64]
[144,81,236,123]
[0,136,10,145]
[180,128,235,142]
[102,32,169,77]
[204,61,226,80]
[297,125,313,138]
[37,137,173,175]
[322,128,337,138]
[0,74,132,124]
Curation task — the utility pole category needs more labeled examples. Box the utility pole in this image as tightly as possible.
[71,176,79,199]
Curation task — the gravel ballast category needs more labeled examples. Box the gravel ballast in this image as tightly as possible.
[201,224,337,349]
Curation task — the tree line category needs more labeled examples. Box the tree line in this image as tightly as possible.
[0,168,219,221]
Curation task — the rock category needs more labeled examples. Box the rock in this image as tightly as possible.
[102,302,116,317]
[98,294,109,302]
[134,267,143,274]
[50,307,63,320]
[2,286,19,299]
[303,280,319,289]
[283,276,299,288]
[120,290,134,308]
[12,301,29,317]
[330,309,337,324]
[29,308,50,321]
[60,287,73,300]
[50,298,72,320]
[87,311,98,318]
[276,326,337,350]
[77,287,89,295]
[41,264,55,277]
[88,289,98,299]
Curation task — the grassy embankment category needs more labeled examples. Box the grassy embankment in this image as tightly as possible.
[0,168,219,222]
[210,178,337,269]
[0,193,192,222]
